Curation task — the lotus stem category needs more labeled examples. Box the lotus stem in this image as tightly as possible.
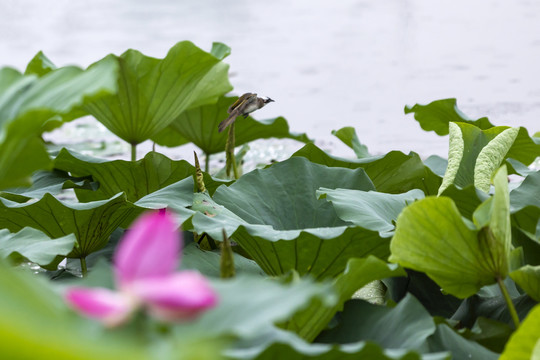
[232,152,240,180]
[131,143,137,162]
[225,123,240,179]
[80,257,88,277]
[205,152,210,173]
[497,276,520,329]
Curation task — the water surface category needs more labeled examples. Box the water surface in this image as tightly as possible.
[1,0,539,158]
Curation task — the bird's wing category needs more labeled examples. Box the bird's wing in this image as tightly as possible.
[228,93,256,114]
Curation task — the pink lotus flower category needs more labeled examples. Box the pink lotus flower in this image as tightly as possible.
[65,211,218,327]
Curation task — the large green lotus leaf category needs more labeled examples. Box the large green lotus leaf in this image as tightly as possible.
[406,99,540,167]
[389,196,497,298]
[458,317,513,354]
[510,169,540,235]
[0,192,133,258]
[384,269,463,318]
[24,51,56,76]
[182,157,393,279]
[179,241,266,278]
[292,143,442,195]
[134,176,196,211]
[428,324,499,360]
[0,135,51,190]
[317,188,424,236]
[281,256,405,341]
[0,58,118,189]
[438,122,519,194]
[53,148,229,202]
[121,176,201,228]
[439,184,488,220]
[170,274,336,339]
[500,304,540,360]
[452,279,536,328]
[226,327,449,360]
[404,98,494,135]
[83,41,232,146]
[512,228,540,266]
[505,127,540,165]
[0,259,220,360]
[331,126,370,158]
[0,227,76,270]
[0,169,96,202]
[423,155,448,177]
[317,294,435,350]
[510,265,540,302]
[471,166,512,278]
[69,251,333,340]
[152,95,311,154]
[211,157,374,230]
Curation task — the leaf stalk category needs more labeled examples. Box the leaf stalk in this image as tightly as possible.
[496,276,520,329]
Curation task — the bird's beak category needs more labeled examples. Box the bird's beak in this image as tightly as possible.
[264,97,275,103]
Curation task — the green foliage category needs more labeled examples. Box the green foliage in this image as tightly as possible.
[292,143,442,194]
[0,193,133,258]
[500,304,540,359]
[180,157,395,279]
[83,41,233,146]
[390,167,512,298]
[53,148,229,202]
[0,56,118,189]
[438,123,519,194]
[0,258,157,360]
[404,98,494,135]
[331,126,370,158]
[152,95,311,154]
[1,42,540,359]
[0,228,76,270]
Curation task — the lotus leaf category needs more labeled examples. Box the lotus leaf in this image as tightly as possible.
[292,143,441,195]
[0,170,95,203]
[226,326,449,360]
[331,126,370,158]
[53,148,229,202]
[152,95,311,155]
[317,188,424,236]
[181,157,398,279]
[83,41,233,147]
[500,304,540,360]
[317,294,435,349]
[404,98,494,135]
[0,228,76,270]
[0,57,118,189]
[390,167,513,298]
[282,256,405,341]
[0,192,133,258]
[438,123,518,194]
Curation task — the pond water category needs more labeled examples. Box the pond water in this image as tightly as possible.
[1,0,539,160]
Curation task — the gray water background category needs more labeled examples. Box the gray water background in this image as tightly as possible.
[1,0,539,160]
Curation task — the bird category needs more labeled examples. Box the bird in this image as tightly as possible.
[218,93,274,132]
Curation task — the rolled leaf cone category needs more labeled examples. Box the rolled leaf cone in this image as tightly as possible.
[220,229,235,279]
[193,151,207,193]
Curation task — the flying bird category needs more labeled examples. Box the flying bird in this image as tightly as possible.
[218,93,274,132]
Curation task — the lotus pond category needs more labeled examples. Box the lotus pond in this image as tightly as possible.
[1,41,540,359]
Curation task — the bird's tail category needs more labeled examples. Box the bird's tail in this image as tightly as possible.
[218,113,238,132]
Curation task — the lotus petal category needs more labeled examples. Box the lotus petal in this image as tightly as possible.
[65,287,133,327]
[114,211,180,287]
[131,271,217,321]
